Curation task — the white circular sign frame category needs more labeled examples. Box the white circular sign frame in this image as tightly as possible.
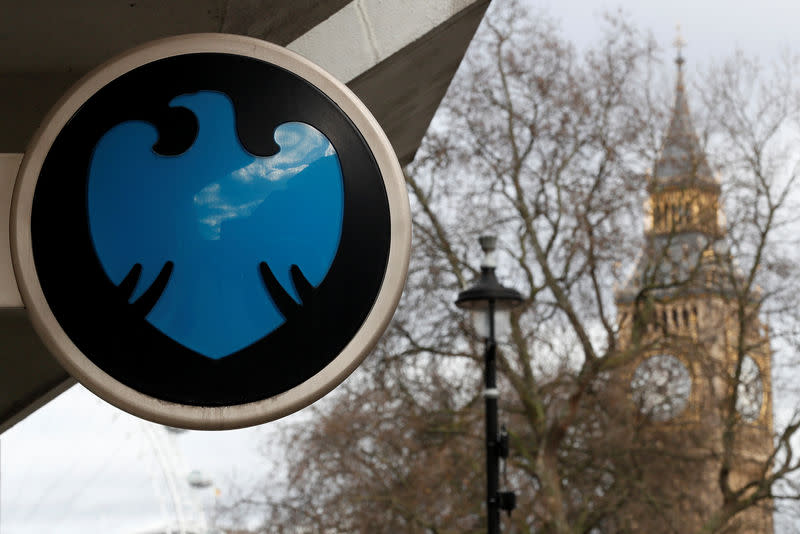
[11,34,411,430]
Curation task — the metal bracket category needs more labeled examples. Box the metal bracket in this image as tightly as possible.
[498,425,509,458]
[498,491,516,514]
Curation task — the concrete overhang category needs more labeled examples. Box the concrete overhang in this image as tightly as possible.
[0,0,490,433]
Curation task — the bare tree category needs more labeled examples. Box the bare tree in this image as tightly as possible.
[214,3,800,533]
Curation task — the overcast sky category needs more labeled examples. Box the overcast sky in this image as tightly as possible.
[539,0,800,62]
[3,1,800,533]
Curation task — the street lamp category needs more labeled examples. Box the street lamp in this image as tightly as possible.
[456,235,523,534]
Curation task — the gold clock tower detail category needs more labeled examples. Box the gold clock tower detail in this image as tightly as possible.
[614,43,774,532]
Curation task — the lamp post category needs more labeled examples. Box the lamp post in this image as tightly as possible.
[456,235,523,534]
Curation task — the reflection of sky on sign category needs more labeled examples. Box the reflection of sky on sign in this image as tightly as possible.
[87,92,344,358]
[194,123,337,240]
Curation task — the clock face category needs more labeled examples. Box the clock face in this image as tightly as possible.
[631,354,692,421]
[736,356,763,422]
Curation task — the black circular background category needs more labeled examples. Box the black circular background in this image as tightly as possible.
[31,53,391,407]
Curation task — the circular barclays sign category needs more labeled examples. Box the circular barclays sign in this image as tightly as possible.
[11,34,411,429]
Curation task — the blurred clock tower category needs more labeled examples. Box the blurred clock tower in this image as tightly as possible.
[614,38,774,533]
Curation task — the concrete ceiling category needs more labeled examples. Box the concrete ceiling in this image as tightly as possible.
[0,0,491,433]
[0,0,488,163]
[0,0,351,154]
[0,0,350,72]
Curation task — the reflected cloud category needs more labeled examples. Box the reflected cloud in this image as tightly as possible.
[194,122,336,240]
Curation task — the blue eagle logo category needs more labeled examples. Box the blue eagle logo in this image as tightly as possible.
[87,90,345,359]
